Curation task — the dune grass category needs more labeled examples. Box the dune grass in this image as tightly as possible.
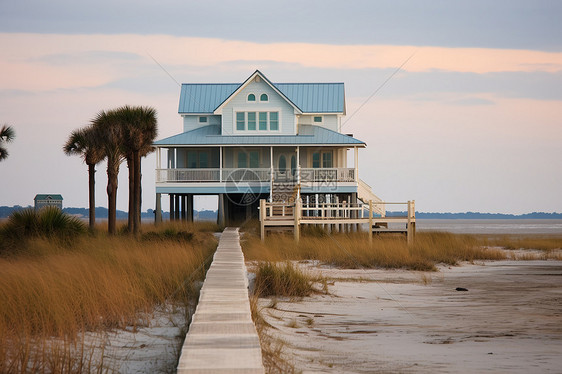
[0,220,217,373]
[243,231,506,271]
[482,235,562,251]
[252,261,326,298]
[0,207,87,253]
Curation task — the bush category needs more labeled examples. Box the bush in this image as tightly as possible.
[253,261,321,297]
[0,207,86,252]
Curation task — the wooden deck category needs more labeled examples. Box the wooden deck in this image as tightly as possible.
[259,199,416,243]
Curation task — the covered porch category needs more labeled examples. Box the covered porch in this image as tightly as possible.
[154,145,362,185]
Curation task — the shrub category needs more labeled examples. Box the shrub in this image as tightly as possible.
[0,207,86,252]
[253,261,321,297]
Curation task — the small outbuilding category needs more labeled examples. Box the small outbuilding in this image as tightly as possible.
[34,194,63,211]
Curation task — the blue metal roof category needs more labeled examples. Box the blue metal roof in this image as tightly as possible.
[154,125,365,146]
[178,84,240,113]
[275,83,344,113]
[178,82,345,114]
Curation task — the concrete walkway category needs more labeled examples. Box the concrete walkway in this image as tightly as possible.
[177,227,264,374]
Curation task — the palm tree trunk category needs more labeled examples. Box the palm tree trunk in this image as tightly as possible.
[88,162,96,232]
[133,150,141,235]
[107,166,118,235]
[127,157,134,233]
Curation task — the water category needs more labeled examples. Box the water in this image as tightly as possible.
[416,219,562,235]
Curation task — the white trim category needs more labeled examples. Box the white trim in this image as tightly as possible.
[233,108,282,134]
[214,70,303,115]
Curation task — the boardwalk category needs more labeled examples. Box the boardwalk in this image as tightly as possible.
[177,228,264,374]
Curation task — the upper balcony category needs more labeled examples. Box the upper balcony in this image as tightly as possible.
[156,167,356,184]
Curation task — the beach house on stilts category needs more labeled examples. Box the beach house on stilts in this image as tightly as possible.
[153,70,414,239]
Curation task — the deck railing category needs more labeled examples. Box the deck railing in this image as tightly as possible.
[259,199,416,244]
[299,168,355,182]
[156,167,356,183]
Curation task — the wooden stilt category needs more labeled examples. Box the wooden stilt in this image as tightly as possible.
[368,200,373,244]
[260,199,265,242]
[294,199,300,243]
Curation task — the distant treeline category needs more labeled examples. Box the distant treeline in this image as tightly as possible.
[0,206,218,221]
[386,211,562,219]
[2,206,561,220]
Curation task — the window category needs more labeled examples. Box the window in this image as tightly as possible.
[247,93,256,102]
[312,151,332,168]
[313,116,323,123]
[259,112,267,130]
[235,111,279,131]
[247,112,256,131]
[236,112,245,130]
[322,152,333,168]
[270,112,279,131]
[260,93,268,102]
[199,152,208,168]
[249,151,259,168]
[237,151,259,168]
[199,116,208,123]
[187,150,210,168]
[279,155,286,170]
[237,152,247,168]
[187,151,197,168]
[312,152,320,168]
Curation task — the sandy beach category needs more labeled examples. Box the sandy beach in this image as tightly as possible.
[257,260,562,373]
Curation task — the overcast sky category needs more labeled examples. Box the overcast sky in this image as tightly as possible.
[1,0,561,214]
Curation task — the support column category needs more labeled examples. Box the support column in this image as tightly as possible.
[269,146,274,202]
[294,198,301,243]
[219,146,223,183]
[354,147,359,182]
[181,195,187,221]
[218,194,226,227]
[188,194,194,222]
[407,200,416,245]
[174,195,180,221]
[155,193,162,224]
[368,200,373,244]
[260,199,265,241]
[169,194,175,221]
[246,203,252,221]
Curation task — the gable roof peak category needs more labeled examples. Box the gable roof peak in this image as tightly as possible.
[214,70,302,114]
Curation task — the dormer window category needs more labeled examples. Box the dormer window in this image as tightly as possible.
[247,94,256,102]
[260,93,268,102]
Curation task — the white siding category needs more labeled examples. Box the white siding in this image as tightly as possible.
[220,79,296,135]
[183,115,221,132]
[297,115,339,132]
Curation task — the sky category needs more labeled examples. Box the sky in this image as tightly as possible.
[0,0,561,215]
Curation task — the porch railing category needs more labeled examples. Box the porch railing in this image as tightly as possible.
[299,168,355,182]
[156,167,356,183]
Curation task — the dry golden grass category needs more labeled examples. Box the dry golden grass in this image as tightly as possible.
[243,231,505,271]
[482,235,562,251]
[252,261,326,298]
[0,222,217,373]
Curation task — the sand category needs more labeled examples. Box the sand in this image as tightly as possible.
[257,260,562,373]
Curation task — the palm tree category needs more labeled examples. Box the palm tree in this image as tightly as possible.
[63,126,104,231]
[91,109,125,235]
[0,125,15,161]
[114,106,158,235]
